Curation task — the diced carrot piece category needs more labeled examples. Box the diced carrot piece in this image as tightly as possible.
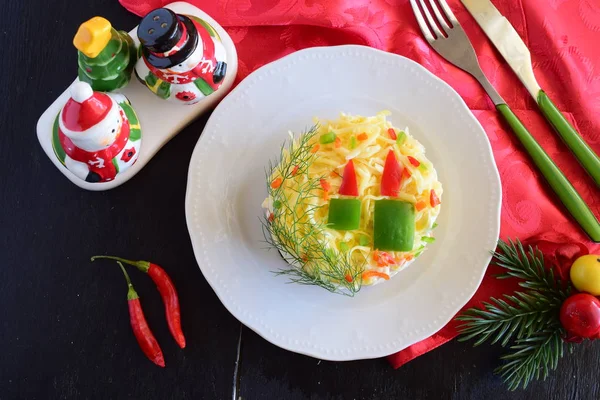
[372,250,380,262]
[357,133,368,141]
[373,250,396,267]
[268,213,274,222]
[334,136,342,148]
[381,252,396,266]
[320,179,331,192]
[362,271,390,281]
[271,177,283,189]
[345,274,353,283]
[415,201,427,211]
[291,165,299,176]
[311,144,320,153]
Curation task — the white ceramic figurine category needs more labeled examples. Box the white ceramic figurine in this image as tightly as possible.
[134,7,228,104]
[51,81,142,183]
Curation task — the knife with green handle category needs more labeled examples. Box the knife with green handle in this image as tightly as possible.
[469,67,600,243]
[462,0,600,187]
[496,103,600,242]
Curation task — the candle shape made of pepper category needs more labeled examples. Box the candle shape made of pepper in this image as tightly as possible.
[134,8,227,104]
[92,255,186,348]
[117,261,165,367]
[374,150,415,252]
[327,160,361,230]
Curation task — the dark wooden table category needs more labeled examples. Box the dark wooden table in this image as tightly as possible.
[2,0,598,398]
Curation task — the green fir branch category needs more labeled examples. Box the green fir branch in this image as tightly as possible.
[456,291,561,347]
[494,239,571,299]
[495,329,571,391]
[456,238,574,390]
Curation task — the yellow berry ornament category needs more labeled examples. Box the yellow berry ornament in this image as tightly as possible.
[570,255,600,295]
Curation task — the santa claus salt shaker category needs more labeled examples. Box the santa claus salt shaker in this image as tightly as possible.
[52,81,142,183]
[134,8,228,105]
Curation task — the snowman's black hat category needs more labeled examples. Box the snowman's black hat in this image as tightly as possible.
[138,8,198,69]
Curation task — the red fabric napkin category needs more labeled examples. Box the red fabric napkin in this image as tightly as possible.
[119,0,600,367]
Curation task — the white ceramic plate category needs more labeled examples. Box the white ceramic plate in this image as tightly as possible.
[185,45,501,361]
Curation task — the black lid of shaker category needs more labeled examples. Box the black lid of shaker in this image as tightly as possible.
[137,8,181,53]
[137,9,199,69]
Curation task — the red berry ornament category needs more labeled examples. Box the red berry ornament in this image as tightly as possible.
[559,293,600,339]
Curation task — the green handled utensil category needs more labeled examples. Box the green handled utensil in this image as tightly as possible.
[497,104,600,240]
[462,0,600,187]
[536,91,600,185]
[409,0,600,242]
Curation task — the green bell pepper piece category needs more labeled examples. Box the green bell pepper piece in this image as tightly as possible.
[358,234,369,246]
[373,200,415,251]
[328,198,361,230]
[396,131,406,146]
[320,131,336,144]
[350,136,357,149]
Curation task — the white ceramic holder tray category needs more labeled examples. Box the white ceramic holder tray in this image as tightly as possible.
[36,2,238,191]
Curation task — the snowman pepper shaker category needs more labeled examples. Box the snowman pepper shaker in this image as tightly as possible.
[134,8,228,104]
[52,81,142,183]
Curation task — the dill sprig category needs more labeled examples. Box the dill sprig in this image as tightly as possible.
[261,126,364,296]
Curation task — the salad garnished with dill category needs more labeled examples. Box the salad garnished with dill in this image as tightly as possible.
[262,111,443,296]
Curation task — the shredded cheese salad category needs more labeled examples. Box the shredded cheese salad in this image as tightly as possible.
[263,111,443,290]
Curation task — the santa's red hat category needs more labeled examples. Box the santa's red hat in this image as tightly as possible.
[60,81,114,134]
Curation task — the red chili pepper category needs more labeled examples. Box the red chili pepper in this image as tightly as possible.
[91,256,186,349]
[339,160,359,196]
[407,156,420,167]
[430,189,440,207]
[320,179,331,192]
[387,128,397,140]
[117,262,165,367]
[291,165,299,176]
[268,212,275,222]
[381,150,404,197]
